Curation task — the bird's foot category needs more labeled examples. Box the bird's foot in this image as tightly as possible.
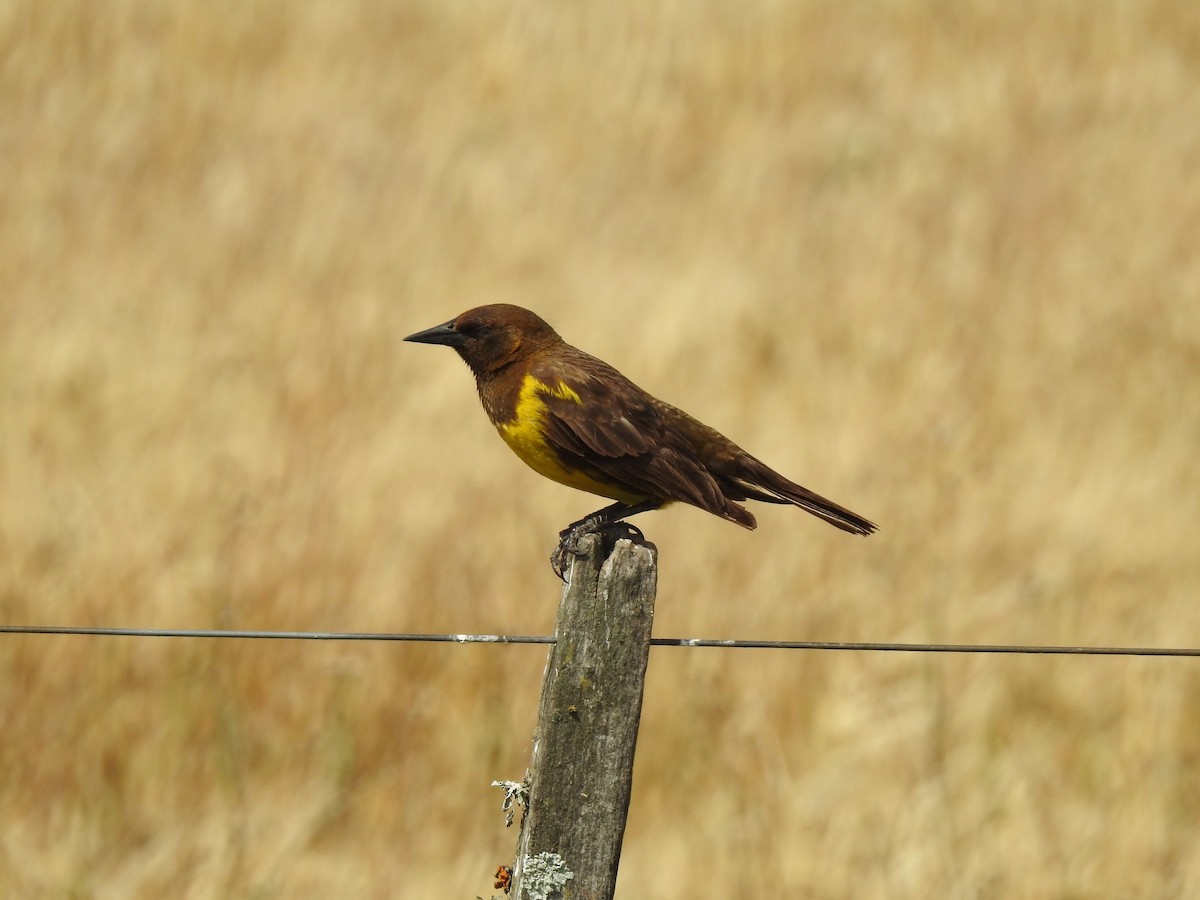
[550,519,646,581]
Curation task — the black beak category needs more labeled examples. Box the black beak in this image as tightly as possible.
[404,318,466,348]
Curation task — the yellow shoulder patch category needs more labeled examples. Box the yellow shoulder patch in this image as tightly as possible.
[539,379,581,406]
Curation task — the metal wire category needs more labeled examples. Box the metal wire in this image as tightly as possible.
[0,625,554,644]
[1,625,1197,657]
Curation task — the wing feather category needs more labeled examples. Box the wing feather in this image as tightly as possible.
[530,352,757,527]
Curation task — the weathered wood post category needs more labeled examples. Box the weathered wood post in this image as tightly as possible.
[509,532,658,900]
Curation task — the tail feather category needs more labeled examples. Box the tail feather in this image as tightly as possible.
[737,458,877,536]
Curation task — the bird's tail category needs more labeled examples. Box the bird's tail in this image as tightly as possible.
[733,457,877,536]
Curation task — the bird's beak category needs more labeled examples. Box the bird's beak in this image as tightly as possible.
[404,318,466,348]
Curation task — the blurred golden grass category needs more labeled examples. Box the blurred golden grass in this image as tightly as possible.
[3,0,1200,896]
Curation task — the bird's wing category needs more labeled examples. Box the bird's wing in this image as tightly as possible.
[532,353,747,521]
[539,377,662,501]
[534,354,660,460]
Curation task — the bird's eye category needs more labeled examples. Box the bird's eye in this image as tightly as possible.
[461,322,489,338]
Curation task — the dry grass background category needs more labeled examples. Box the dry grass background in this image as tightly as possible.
[2,0,1199,897]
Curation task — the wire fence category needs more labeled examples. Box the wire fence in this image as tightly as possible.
[2,625,1198,657]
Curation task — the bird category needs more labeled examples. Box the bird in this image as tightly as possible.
[405,304,876,574]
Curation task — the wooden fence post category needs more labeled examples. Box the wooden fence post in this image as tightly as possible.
[509,532,658,900]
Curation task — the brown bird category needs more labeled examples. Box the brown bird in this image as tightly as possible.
[405,304,875,573]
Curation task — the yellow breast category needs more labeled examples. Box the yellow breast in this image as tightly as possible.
[498,374,646,504]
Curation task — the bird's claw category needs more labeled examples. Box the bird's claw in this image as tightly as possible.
[549,541,579,581]
[550,521,590,580]
[550,520,646,581]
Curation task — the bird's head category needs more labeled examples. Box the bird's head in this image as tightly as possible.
[404,304,561,378]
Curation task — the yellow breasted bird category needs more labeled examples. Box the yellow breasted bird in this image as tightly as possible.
[405,305,876,571]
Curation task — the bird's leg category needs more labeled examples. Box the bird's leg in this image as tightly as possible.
[560,499,659,536]
[551,500,661,580]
